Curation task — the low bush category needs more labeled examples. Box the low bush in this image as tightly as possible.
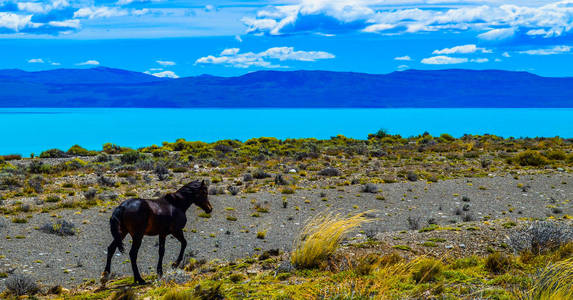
[508,221,573,254]
[485,252,512,274]
[121,150,143,164]
[39,220,76,236]
[511,150,548,166]
[361,183,379,193]
[318,167,341,176]
[4,274,38,296]
[252,169,271,179]
[0,154,21,161]
[39,148,67,158]
[67,145,95,156]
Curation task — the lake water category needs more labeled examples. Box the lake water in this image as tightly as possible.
[1,108,572,155]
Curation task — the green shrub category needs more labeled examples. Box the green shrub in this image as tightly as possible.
[39,149,67,158]
[545,150,567,160]
[412,258,443,283]
[512,150,548,166]
[67,145,95,156]
[121,151,143,164]
[103,143,124,154]
[485,252,512,274]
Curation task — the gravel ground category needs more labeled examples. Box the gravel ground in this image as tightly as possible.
[0,172,571,290]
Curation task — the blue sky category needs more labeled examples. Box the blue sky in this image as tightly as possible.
[2,0,573,77]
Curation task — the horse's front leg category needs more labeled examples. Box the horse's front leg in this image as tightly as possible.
[157,235,166,277]
[171,229,187,268]
[129,234,146,285]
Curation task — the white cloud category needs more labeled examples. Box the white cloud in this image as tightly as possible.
[76,60,100,66]
[235,35,243,42]
[74,6,147,19]
[156,60,176,66]
[27,58,45,64]
[477,28,515,40]
[196,47,335,68]
[204,5,216,12]
[471,58,489,63]
[245,1,573,41]
[221,48,240,56]
[394,55,411,61]
[502,52,511,58]
[519,45,571,55]
[421,56,468,65]
[397,64,409,70]
[432,44,491,55]
[147,70,179,78]
[0,12,32,32]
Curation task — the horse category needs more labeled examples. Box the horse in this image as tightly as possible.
[101,180,212,285]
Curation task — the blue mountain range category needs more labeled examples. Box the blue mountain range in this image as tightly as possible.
[0,67,571,107]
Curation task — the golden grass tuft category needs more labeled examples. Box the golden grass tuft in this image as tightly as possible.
[291,210,376,269]
[517,258,573,300]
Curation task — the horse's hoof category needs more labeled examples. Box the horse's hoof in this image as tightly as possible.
[100,271,110,285]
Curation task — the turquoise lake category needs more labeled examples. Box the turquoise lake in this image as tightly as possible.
[1,108,572,155]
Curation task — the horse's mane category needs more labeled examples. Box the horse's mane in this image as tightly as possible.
[163,180,203,208]
[176,180,203,196]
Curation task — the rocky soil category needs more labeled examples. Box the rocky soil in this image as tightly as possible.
[0,172,571,290]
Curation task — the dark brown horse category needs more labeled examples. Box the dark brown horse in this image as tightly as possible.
[101,180,212,285]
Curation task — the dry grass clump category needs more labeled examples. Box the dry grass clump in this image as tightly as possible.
[517,258,573,299]
[291,210,375,269]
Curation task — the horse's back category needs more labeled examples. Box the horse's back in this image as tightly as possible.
[118,198,183,236]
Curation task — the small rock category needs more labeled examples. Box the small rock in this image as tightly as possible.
[445,245,454,249]
[459,244,466,249]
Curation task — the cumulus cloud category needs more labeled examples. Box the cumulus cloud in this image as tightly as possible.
[394,55,411,61]
[27,58,44,63]
[156,60,175,66]
[432,44,491,55]
[421,56,468,65]
[519,45,571,55]
[0,1,148,35]
[502,51,511,57]
[76,60,100,66]
[147,70,179,78]
[243,1,573,41]
[195,47,335,68]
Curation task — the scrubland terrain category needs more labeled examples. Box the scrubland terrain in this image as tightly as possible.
[0,131,572,299]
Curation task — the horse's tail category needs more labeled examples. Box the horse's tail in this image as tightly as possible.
[110,205,125,253]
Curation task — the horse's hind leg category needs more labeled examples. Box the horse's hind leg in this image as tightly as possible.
[171,229,187,268]
[129,234,146,284]
[102,232,126,285]
[157,234,166,278]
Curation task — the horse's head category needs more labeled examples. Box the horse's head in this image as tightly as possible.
[172,180,212,213]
